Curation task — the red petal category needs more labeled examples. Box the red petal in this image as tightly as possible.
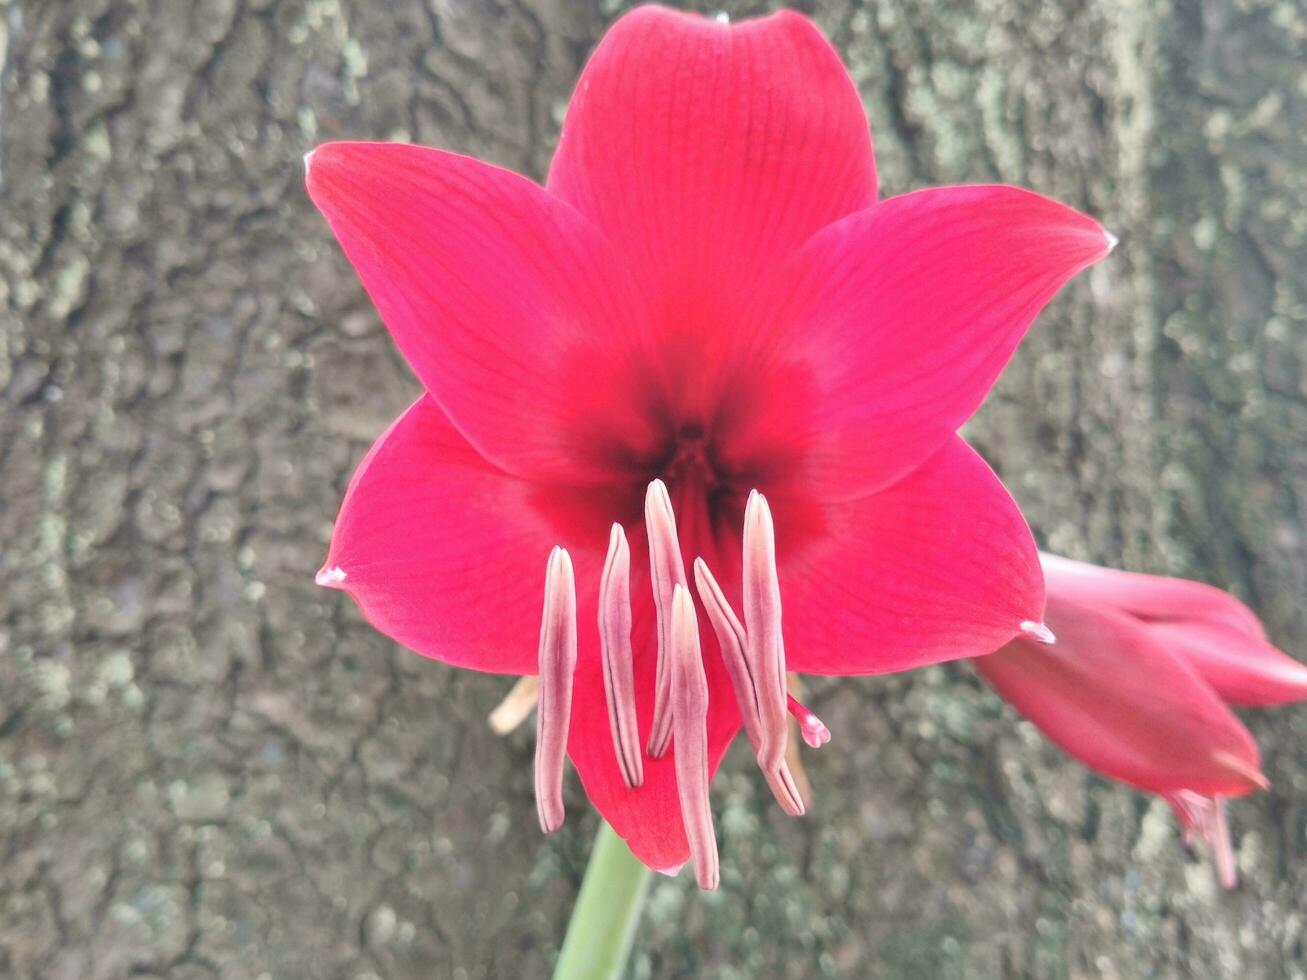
[734,186,1111,500]
[306,142,655,484]
[1147,619,1307,708]
[320,396,613,674]
[778,436,1044,674]
[975,599,1266,798]
[548,6,875,392]
[1041,553,1267,640]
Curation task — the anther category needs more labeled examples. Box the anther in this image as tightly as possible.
[489,675,539,735]
[535,547,577,835]
[743,491,788,773]
[646,479,687,758]
[670,584,719,890]
[694,557,804,817]
[600,524,643,788]
[786,693,831,748]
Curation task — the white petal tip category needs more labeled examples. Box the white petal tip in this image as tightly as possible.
[654,861,687,878]
[1020,620,1056,645]
[713,12,729,24]
[303,148,316,176]
[1103,229,1119,252]
[315,565,347,588]
[1212,751,1270,791]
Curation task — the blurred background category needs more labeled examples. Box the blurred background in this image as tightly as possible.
[2,0,1306,977]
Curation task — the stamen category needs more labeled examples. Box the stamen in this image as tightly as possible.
[535,547,577,835]
[669,584,719,890]
[1209,797,1236,889]
[600,524,643,788]
[645,479,687,758]
[694,557,804,817]
[743,491,788,772]
[1169,790,1237,888]
[786,693,831,748]
[1019,620,1057,645]
[488,675,539,735]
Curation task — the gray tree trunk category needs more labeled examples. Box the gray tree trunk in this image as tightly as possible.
[2,0,1305,977]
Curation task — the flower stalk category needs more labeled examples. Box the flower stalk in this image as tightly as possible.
[553,822,653,980]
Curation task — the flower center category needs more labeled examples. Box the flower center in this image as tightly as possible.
[643,422,744,550]
[662,424,718,489]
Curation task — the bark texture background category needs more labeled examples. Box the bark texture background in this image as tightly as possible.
[2,0,1306,977]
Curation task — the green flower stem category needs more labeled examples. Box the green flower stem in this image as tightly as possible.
[552,821,654,980]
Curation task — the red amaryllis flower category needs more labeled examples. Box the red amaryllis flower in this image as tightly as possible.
[976,553,1307,885]
[306,5,1113,880]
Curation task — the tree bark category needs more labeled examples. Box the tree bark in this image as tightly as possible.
[2,1,1304,977]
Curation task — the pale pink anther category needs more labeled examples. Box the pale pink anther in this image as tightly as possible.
[645,478,687,758]
[787,693,831,748]
[599,523,643,788]
[488,675,540,735]
[535,546,577,835]
[1167,791,1237,888]
[669,584,719,890]
[743,490,788,773]
[694,557,805,816]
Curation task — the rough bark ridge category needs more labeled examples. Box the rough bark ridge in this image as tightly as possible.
[2,1,1305,977]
